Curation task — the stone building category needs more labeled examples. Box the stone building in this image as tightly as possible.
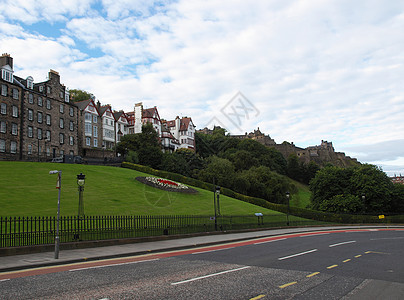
[0,54,79,160]
[74,99,104,157]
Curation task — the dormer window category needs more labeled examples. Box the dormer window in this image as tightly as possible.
[64,90,69,103]
[26,76,33,89]
[39,86,44,93]
[1,65,13,83]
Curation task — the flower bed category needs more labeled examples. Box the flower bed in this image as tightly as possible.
[136,176,198,193]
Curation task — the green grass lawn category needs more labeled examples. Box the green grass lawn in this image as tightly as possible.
[289,179,312,209]
[0,161,284,217]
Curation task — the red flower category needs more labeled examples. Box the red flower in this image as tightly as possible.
[157,179,178,186]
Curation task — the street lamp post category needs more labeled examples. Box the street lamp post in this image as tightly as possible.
[49,170,62,259]
[77,173,85,217]
[286,191,290,226]
[215,186,221,216]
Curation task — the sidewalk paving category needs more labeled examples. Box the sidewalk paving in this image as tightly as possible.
[1,225,402,273]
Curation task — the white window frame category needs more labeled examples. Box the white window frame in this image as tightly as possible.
[60,104,64,113]
[46,114,51,125]
[59,118,64,129]
[10,141,16,154]
[0,121,6,133]
[28,109,33,121]
[86,137,91,146]
[27,126,33,137]
[94,138,98,147]
[69,136,74,145]
[46,99,51,110]
[37,128,42,140]
[12,105,18,117]
[11,123,17,135]
[37,112,43,123]
[0,139,5,152]
[0,103,6,115]
[1,84,7,96]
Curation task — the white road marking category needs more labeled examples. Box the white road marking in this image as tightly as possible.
[192,248,227,255]
[0,279,10,282]
[329,240,356,247]
[299,233,330,237]
[254,238,287,245]
[278,249,318,260]
[69,258,159,272]
[171,266,251,285]
[370,237,404,241]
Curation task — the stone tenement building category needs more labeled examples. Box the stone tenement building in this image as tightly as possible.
[198,126,358,167]
[0,54,78,160]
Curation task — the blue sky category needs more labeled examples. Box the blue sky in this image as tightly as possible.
[1,0,403,175]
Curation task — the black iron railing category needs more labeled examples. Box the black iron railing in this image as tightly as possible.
[0,215,322,248]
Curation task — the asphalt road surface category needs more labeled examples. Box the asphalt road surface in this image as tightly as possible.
[1,228,404,299]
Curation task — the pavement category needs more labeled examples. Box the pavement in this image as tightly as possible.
[1,225,403,273]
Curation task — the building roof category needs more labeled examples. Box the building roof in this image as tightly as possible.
[74,99,100,115]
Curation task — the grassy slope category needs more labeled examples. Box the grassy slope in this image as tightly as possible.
[0,161,283,217]
[289,179,312,209]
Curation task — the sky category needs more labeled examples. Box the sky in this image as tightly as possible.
[1,0,403,175]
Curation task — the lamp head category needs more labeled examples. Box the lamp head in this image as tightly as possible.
[77,173,85,186]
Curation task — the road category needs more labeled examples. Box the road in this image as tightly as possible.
[1,228,404,299]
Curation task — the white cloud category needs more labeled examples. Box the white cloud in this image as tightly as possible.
[1,0,404,173]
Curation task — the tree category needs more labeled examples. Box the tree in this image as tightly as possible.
[198,156,235,188]
[69,89,92,102]
[310,164,395,213]
[115,123,162,169]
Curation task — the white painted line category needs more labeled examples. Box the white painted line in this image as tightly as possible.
[329,241,356,247]
[299,233,330,238]
[69,258,159,272]
[370,237,404,241]
[278,249,318,260]
[254,238,287,245]
[0,279,10,282]
[192,249,225,255]
[171,266,251,285]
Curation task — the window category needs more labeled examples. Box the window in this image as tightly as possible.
[65,92,69,103]
[46,130,51,141]
[10,141,16,154]
[0,121,6,133]
[2,69,13,83]
[69,136,74,145]
[47,87,51,94]
[93,115,97,123]
[46,99,51,110]
[46,147,50,156]
[69,150,74,156]
[12,89,19,99]
[11,123,17,135]
[69,121,74,131]
[37,112,43,123]
[59,133,64,144]
[93,126,98,137]
[1,84,7,96]
[59,118,64,129]
[94,138,98,147]
[28,109,33,121]
[39,86,44,93]
[27,126,33,138]
[60,104,64,113]
[69,107,74,117]
[86,137,91,146]
[60,91,64,99]
[0,139,5,152]
[12,106,18,117]
[46,114,51,125]
[38,97,43,106]
[28,144,32,155]
[85,113,92,122]
[85,123,92,136]
[1,103,6,114]
[60,150,64,156]
[27,77,33,89]
[28,94,33,104]
[37,128,42,140]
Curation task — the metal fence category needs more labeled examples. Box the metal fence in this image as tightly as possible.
[0,215,321,248]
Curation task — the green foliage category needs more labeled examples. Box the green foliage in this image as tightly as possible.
[69,89,92,102]
[318,194,365,213]
[116,123,162,169]
[287,154,319,184]
[198,156,235,188]
[310,164,400,214]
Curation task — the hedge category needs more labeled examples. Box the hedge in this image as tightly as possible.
[122,162,404,224]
